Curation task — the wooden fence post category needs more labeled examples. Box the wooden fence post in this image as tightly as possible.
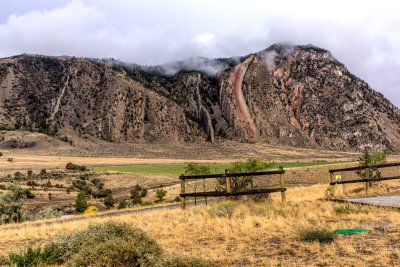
[279,166,286,203]
[225,169,231,198]
[365,167,370,195]
[180,176,186,210]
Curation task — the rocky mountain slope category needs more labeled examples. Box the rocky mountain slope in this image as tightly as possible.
[0,44,399,152]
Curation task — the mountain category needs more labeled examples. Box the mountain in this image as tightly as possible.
[0,44,399,152]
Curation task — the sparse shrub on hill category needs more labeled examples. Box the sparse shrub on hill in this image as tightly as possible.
[103,195,114,208]
[93,188,112,198]
[118,199,128,209]
[75,192,87,212]
[65,162,87,172]
[0,184,27,224]
[155,188,167,202]
[130,184,148,198]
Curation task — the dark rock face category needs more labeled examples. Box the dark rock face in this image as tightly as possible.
[0,44,399,152]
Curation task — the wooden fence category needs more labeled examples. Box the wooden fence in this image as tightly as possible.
[179,167,286,209]
[329,162,400,194]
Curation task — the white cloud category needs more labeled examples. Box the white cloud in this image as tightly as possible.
[0,0,399,106]
[195,33,215,46]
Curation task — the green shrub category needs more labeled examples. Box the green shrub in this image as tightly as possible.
[65,162,87,172]
[118,199,128,209]
[155,188,167,202]
[27,180,38,187]
[8,246,43,267]
[174,196,181,202]
[104,195,114,208]
[7,222,216,266]
[93,188,112,198]
[24,189,35,199]
[209,201,236,218]
[142,201,153,206]
[299,228,336,243]
[130,184,148,198]
[75,192,87,212]
[132,197,143,205]
[46,222,162,266]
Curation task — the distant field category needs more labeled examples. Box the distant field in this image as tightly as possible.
[94,161,343,175]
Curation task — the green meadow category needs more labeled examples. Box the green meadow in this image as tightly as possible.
[95,161,340,175]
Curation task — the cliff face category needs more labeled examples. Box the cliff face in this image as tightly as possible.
[0,44,399,152]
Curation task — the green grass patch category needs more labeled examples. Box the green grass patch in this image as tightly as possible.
[95,161,342,175]
[299,228,336,243]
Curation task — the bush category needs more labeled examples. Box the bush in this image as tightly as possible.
[104,195,114,208]
[7,157,13,162]
[142,201,153,206]
[90,178,100,186]
[118,199,128,209]
[84,205,97,215]
[8,246,45,267]
[7,222,213,266]
[93,188,112,198]
[46,222,162,266]
[24,189,35,199]
[34,208,63,220]
[27,180,38,187]
[75,192,87,212]
[299,228,336,243]
[131,184,148,199]
[174,196,181,202]
[216,157,272,193]
[155,188,167,202]
[65,162,87,172]
[132,197,143,205]
[209,201,236,218]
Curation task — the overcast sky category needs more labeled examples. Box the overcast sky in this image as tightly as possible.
[0,0,399,106]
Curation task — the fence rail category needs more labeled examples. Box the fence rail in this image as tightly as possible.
[329,162,400,174]
[329,162,400,194]
[179,168,286,209]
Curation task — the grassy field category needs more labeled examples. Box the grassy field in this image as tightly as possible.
[1,184,399,266]
[94,161,343,175]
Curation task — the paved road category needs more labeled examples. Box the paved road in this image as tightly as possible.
[344,195,400,208]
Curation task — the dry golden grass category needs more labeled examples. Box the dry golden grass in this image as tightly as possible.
[0,184,399,266]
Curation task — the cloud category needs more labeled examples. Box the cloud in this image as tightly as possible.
[0,0,399,106]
